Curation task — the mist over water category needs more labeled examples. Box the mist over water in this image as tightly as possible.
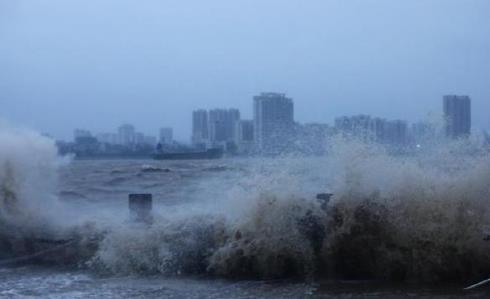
[2,125,490,297]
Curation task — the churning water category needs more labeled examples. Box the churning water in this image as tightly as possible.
[2,125,490,298]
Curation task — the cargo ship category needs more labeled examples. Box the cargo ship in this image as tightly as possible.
[153,148,224,160]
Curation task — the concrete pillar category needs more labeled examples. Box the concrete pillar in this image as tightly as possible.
[129,194,153,223]
[316,193,333,210]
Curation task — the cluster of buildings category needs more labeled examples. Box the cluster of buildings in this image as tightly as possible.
[92,124,174,148]
[59,125,175,157]
[59,92,475,157]
[334,116,409,145]
[192,92,296,154]
[191,108,246,152]
[191,93,474,155]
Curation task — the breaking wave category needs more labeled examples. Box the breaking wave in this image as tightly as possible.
[0,124,62,228]
[89,138,490,282]
[2,123,490,283]
[323,139,490,281]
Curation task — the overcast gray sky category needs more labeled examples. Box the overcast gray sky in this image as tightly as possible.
[1,0,489,141]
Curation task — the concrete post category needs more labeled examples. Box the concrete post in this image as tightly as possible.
[129,194,153,223]
[316,193,333,211]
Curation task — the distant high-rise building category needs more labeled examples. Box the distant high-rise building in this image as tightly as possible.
[443,95,471,138]
[238,120,254,142]
[118,124,135,146]
[371,117,386,143]
[384,120,408,146]
[253,92,294,153]
[208,109,240,145]
[192,110,209,146]
[235,120,254,153]
[159,127,173,144]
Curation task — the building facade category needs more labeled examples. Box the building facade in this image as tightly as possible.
[384,120,408,146]
[253,92,294,154]
[235,120,255,154]
[118,124,136,146]
[443,95,471,138]
[192,110,209,146]
[208,108,240,145]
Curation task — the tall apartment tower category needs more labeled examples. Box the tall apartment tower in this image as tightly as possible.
[253,92,294,153]
[118,124,135,146]
[237,120,254,143]
[443,95,471,138]
[385,120,408,146]
[192,109,209,147]
[235,120,255,154]
[192,110,209,145]
[208,108,240,144]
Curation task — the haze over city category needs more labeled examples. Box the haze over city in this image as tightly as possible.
[1,0,490,141]
[4,1,490,298]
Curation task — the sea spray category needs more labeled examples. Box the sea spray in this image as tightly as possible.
[90,215,226,275]
[87,138,490,282]
[323,138,490,281]
[207,193,321,279]
[90,158,326,278]
[2,124,490,283]
[0,124,100,264]
[0,124,60,229]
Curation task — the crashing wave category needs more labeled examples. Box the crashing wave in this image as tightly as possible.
[90,138,490,282]
[2,124,490,283]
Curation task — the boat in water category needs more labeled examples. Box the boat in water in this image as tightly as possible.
[153,148,224,160]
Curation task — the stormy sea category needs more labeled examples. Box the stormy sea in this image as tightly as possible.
[1,126,490,298]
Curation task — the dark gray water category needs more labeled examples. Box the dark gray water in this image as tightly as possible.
[0,159,322,298]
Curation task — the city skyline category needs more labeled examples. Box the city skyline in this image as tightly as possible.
[2,1,490,140]
[5,91,489,142]
[69,93,477,147]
